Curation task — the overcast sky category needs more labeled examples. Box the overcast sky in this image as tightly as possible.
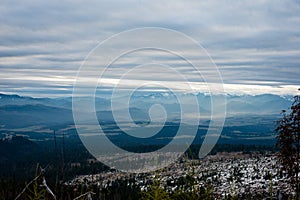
[0,0,300,97]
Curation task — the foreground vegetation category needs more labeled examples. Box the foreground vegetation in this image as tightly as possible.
[2,151,298,200]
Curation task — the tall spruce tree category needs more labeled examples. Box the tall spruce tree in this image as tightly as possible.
[276,90,300,199]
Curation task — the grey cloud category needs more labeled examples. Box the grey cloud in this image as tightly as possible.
[0,49,49,58]
[38,56,84,63]
[0,0,299,96]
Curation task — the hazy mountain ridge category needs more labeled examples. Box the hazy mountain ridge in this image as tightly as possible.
[0,92,293,129]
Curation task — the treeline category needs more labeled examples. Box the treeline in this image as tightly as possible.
[186,143,276,159]
[0,137,278,199]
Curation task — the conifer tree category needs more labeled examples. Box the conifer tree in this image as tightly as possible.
[276,90,300,199]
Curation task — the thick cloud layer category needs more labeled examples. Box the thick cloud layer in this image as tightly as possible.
[0,0,299,97]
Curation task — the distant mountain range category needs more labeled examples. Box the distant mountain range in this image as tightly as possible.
[0,93,293,129]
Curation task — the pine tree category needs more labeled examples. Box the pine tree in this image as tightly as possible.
[276,90,300,199]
